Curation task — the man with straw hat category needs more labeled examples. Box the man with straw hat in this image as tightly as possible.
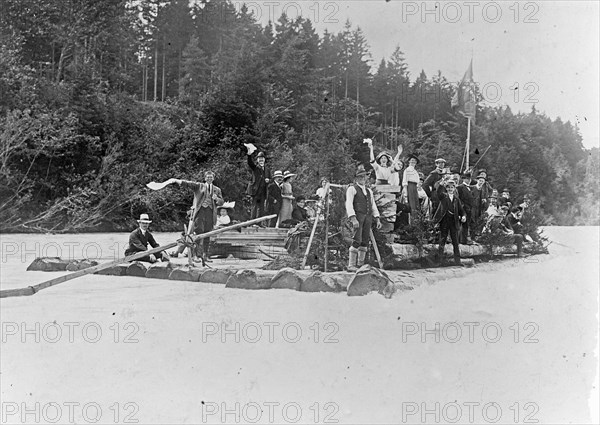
[345,165,382,272]
[432,177,467,265]
[124,213,169,263]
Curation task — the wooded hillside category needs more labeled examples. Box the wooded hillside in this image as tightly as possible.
[1,0,597,232]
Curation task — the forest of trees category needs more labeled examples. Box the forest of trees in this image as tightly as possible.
[1,0,598,232]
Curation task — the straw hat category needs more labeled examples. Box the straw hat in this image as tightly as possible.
[137,213,152,223]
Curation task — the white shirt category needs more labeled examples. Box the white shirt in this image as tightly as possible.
[345,184,380,218]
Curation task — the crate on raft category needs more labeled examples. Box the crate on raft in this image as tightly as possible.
[208,225,290,260]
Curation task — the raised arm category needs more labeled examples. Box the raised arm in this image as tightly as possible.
[367,139,375,164]
[393,144,404,171]
[247,153,256,171]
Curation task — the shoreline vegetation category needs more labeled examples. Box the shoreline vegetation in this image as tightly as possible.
[1,0,598,235]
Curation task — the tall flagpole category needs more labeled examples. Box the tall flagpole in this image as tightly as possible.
[466,116,471,171]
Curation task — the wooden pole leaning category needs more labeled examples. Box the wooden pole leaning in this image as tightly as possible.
[301,184,329,269]
[369,229,384,268]
[0,214,276,299]
[324,190,330,272]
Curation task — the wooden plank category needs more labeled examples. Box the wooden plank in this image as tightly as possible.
[374,185,402,193]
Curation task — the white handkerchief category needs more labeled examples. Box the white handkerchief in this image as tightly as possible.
[243,143,257,155]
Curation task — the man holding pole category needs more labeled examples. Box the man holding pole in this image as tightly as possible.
[170,171,224,263]
[345,165,382,272]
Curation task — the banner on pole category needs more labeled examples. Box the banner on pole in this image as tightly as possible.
[451,59,477,124]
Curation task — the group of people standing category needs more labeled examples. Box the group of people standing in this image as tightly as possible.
[363,140,530,263]
[246,144,308,227]
[125,140,530,268]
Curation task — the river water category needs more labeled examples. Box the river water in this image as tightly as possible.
[0,226,598,424]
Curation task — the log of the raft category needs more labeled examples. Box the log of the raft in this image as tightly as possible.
[0,214,277,299]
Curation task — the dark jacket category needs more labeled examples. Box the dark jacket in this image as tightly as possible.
[291,205,308,222]
[456,183,473,213]
[181,181,224,226]
[125,228,159,255]
[246,154,271,198]
[432,189,466,228]
[423,169,443,199]
[266,182,283,214]
[470,184,487,218]
[498,196,513,208]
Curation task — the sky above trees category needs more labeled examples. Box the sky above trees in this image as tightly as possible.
[236,0,599,149]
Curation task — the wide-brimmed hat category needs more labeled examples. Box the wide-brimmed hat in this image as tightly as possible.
[376,151,392,164]
[406,153,420,164]
[273,170,283,179]
[283,170,296,179]
[435,158,446,164]
[137,213,152,223]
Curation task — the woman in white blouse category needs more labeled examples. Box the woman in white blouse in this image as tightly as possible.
[402,154,421,220]
[367,140,402,184]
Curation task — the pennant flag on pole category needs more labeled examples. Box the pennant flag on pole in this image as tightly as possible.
[451,59,476,124]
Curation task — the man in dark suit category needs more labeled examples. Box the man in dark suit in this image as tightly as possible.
[498,188,513,209]
[266,170,284,227]
[172,171,224,263]
[456,173,474,244]
[469,173,488,237]
[423,158,446,213]
[246,148,271,220]
[432,178,466,265]
[125,214,169,262]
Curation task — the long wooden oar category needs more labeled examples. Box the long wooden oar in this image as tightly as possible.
[369,229,384,268]
[0,215,276,299]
